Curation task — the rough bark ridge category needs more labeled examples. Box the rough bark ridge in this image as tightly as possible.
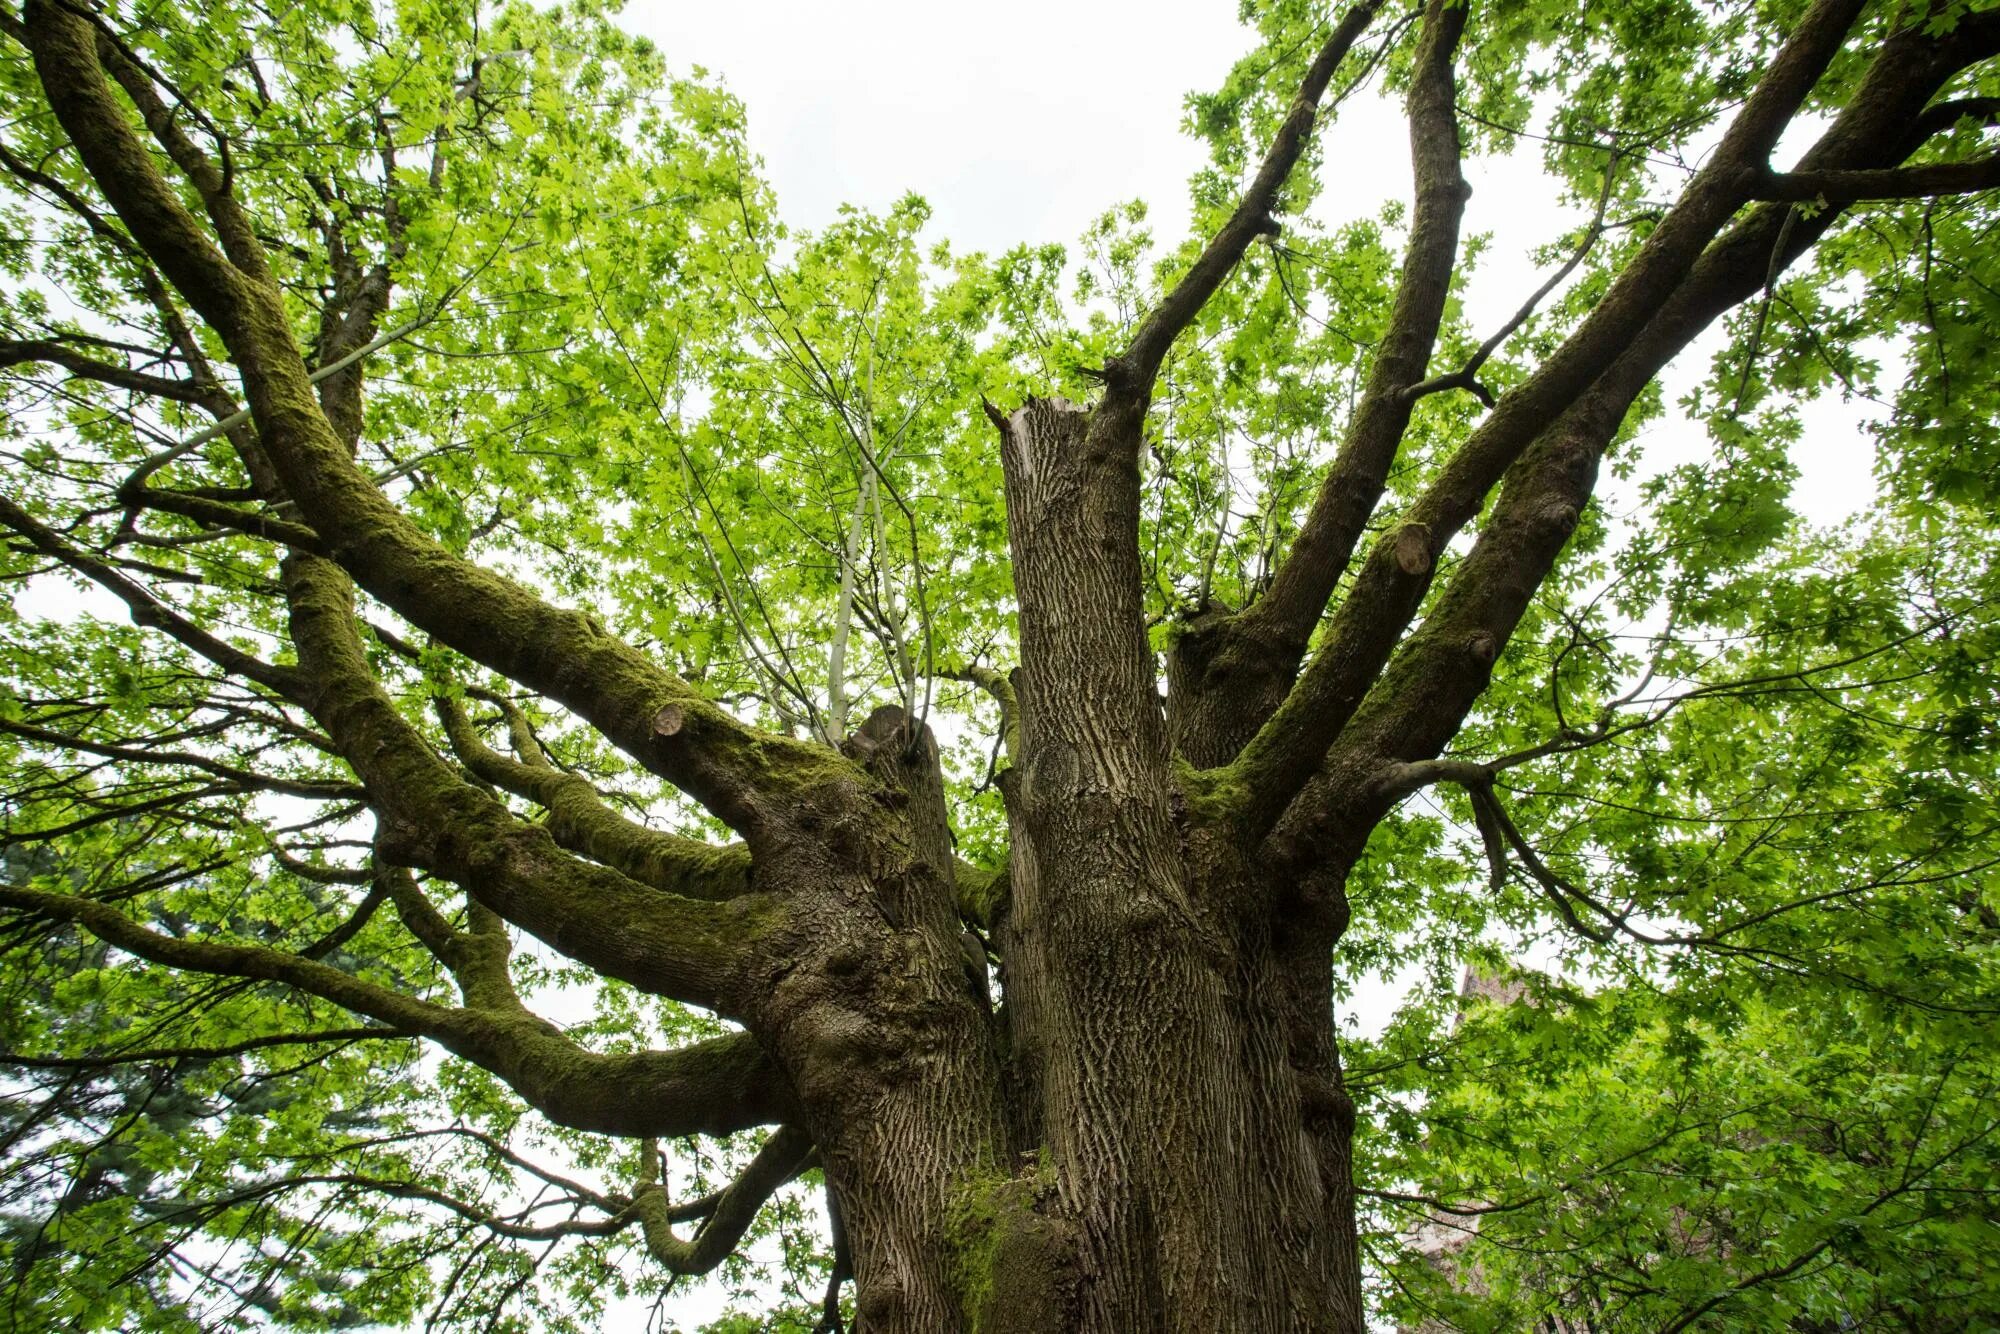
[8,0,2000,1330]
[990,395,1347,1330]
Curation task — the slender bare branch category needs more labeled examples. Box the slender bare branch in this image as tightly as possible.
[1111,0,1387,395]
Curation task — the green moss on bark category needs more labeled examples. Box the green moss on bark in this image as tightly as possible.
[945,1160,1073,1333]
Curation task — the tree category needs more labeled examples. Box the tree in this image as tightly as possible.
[0,0,1996,1329]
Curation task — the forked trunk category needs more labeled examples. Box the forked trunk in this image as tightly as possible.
[756,398,1369,1331]
[763,397,1366,1332]
[804,841,1368,1333]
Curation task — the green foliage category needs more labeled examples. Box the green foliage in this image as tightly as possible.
[0,0,1996,1328]
[1364,982,2000,1330]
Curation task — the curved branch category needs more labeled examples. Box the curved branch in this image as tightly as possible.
[1400,161,1624,408]
[434,695,751,902]
[203,1122,815,1273]
[1110,0,1386,395]
[0,878,792,1137]
[281,553,774,1014]
[0,1026,404,1071]
[0,715,360,801]
[0,493,304,701]
[940,663,1019,761]
[0,338,203,401]
[21,0,846,841]
[629,1126,815,1275]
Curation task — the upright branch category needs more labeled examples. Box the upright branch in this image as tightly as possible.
[1169,0,1471,766]
[1264,4,2000,864]
[1227,0,1885,839]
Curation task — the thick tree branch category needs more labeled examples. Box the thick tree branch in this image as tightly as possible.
[279,552,776,1015]
[0,877,792,1137]
[1269,13,2000,868]
[74,1,269,281]
[1756,152,2000,201]
[1224,0,1877,836]
[22,0,847,842]
[1168,0,1470,766]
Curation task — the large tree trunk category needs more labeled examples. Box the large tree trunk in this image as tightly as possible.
[778,397,1365,1334]
[757,398,1369,1333]
[799,864,1367,1332]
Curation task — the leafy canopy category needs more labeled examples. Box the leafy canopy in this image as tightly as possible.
[0,0,1995,1329]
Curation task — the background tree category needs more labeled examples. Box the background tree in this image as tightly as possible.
[0,0,1995,1330]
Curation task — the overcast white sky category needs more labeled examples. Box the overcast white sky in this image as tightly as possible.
[628,0,1249,257]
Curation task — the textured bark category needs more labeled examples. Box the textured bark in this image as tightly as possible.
[16,0,1999,1329]
[1168,0,1471,770]
[732,745,1010,1331]
[974,397,1368,1332]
